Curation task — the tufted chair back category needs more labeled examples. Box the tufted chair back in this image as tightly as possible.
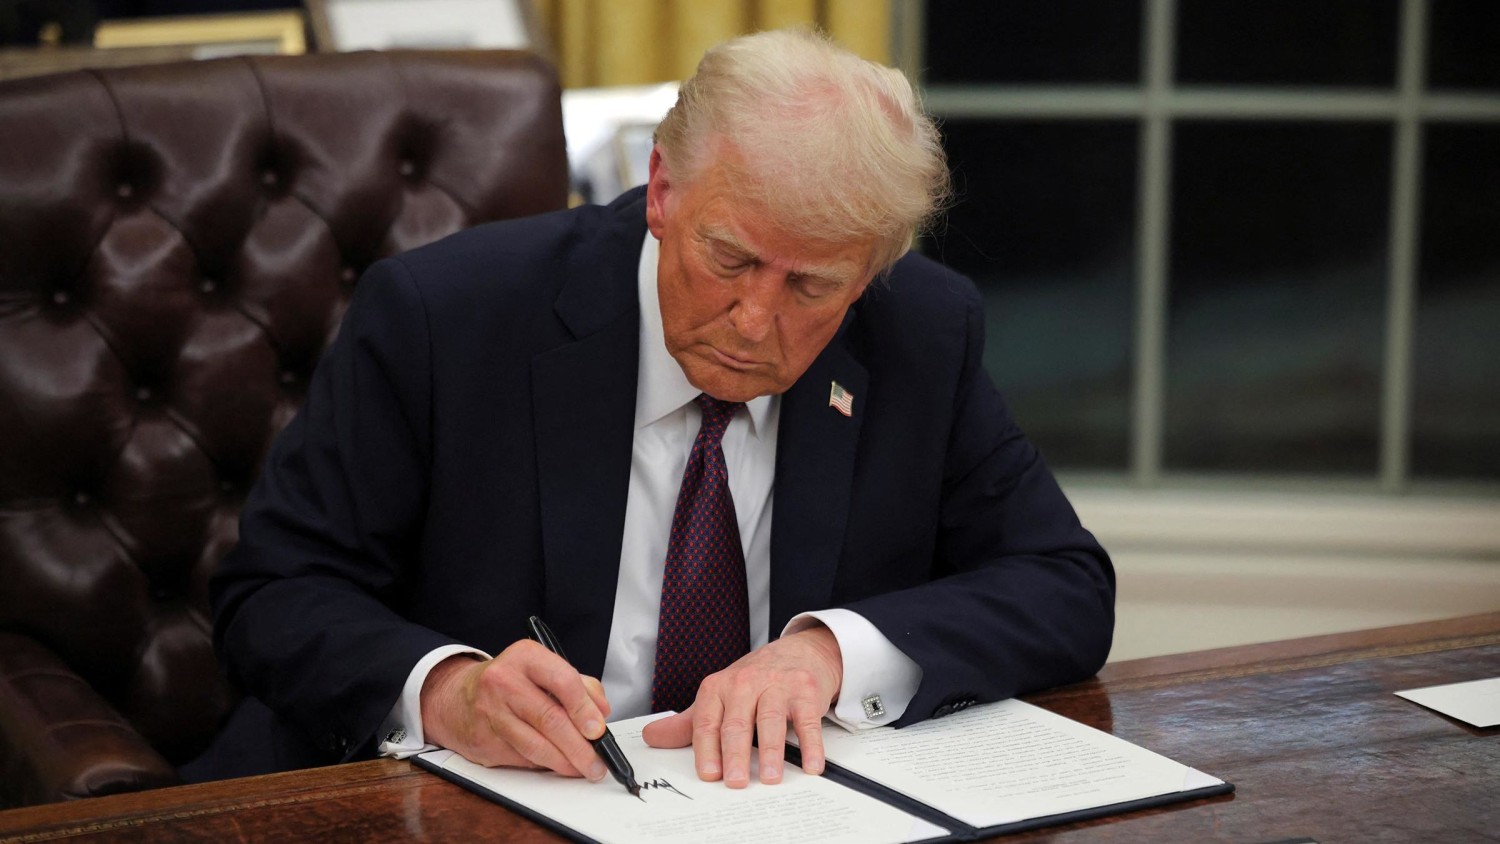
[0,49,568,806]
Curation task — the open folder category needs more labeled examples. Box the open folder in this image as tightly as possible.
[415,699,1232,843]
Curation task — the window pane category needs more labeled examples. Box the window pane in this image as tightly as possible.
[932,120,1138,469]
[1412,124,1500,480]
[923,0,1141,85]
[1176,0,1398,87]
[1428,0,1500,91]
[1166,122,1391,474]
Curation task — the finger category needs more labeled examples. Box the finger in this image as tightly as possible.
[641,709,694,748]
[789,701,827,776]
[508,688,608,782]
[690,693,726,782]
[486,704,587,777]
[522,649,607,741]
[581,675,612,720]
[477,645,602,778]
[755,690,790,784]
[718,686,757,789]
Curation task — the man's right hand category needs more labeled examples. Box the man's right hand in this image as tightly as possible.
[419,640,611,780]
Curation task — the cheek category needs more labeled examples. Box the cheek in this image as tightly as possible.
[782,312,847,365]
[660,263,726,339]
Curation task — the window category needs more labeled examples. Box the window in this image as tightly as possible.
[913,0,1500,489]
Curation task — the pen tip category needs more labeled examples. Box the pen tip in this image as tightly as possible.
[628,784,642,801]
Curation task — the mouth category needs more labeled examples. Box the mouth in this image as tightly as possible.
[708,346,763,372]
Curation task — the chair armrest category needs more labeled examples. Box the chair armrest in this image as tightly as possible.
[0,633,179,806]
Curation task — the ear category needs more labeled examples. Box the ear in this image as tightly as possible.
[852,274,876,300]
[645,146,670,239]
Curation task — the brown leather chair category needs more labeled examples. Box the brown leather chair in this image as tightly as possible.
[0,49,568,806]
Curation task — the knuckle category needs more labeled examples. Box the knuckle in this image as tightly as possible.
[498,639,534,662]
[536,704,573,736]
[758,705,789,725]
[543,659,576,686]
[718,715,753,739]
[698,672,727,695]
[729,672,763,694]
[567,697,594,719]
[514,732,552,764]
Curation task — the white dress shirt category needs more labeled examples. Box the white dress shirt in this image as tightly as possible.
[378,232,920,759]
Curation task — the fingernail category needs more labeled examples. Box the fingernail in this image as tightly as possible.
[727,765,746,782]
[763,761,782,781]
[584,719,603,738]
[805,759,823,775]
[589,761,608,782]
[699,759,720,777]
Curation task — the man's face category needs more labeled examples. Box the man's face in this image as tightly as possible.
[645,145,877,403]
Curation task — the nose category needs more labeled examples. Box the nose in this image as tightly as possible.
[728,275,778,343]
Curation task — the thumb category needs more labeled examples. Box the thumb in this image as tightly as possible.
[641,708,695,748]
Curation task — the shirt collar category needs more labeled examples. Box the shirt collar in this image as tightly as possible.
[635,231,776,434]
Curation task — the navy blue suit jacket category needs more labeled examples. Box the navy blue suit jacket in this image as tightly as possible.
[210,187,1115,769]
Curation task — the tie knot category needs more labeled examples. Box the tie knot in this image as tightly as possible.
[694,394,742,438]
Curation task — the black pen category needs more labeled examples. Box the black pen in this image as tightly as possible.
[527,615,642,800]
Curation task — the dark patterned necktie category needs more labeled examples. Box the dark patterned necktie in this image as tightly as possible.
[650,394,750,713]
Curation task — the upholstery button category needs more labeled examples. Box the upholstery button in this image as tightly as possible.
[220,480,236,494]
[152,586,170,601]
[116,182,134,200]
[280,371,297,386]
[260,169,279,188]
[73,492,90,506]
[340,266,358,284]
[398,159,416,177]
[135,386,152,402]
[200,278,217,294]
[52,290,70,306]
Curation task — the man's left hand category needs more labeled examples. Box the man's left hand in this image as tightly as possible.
[640,626,843,788]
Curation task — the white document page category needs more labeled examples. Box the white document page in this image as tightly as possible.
[420,713,949,844]
[1396,677,1500,727]
[810,699,1222,829]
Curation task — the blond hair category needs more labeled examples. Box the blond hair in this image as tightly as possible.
[654,28,950,272]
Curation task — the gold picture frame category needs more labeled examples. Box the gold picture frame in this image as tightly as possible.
[94,11,307,60]
[305,0,545,56]
[0,44,201,81]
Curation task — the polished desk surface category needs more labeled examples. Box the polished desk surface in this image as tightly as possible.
[2,613,1497,842]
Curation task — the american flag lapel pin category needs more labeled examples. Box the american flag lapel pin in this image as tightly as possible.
[828,380,854,417]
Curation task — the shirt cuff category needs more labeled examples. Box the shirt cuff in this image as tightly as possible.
[783,608,922,732]
[377,644,490,759]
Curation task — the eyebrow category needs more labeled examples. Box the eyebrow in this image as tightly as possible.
[702,228,756,260]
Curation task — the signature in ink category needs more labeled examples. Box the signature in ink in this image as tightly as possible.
[637,777,692,801]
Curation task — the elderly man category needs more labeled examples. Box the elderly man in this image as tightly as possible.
[200,29,1114,790]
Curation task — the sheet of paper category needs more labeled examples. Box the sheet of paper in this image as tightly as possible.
[422,714,949,844]
[1396,677,1500,727]
[811,698,1221,829]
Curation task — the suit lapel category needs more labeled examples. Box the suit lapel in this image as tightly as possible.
[769,331,868,632]
[532,195,646,678]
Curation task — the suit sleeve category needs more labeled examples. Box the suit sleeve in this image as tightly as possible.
[211,257,461,761]
[843,287,1116,727]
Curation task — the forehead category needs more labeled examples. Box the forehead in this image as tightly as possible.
[670,141,878,277]
[683,176,874,281]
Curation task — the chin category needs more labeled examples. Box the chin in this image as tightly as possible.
[689,370,776,403]
[698,382,763,403]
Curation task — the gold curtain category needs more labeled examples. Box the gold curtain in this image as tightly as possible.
[531,0,891,88]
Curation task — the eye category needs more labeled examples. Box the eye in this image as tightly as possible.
[709,246,751,273]
[793,275,840,300]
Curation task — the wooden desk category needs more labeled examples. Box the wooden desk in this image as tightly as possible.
[3,614,1496,842]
